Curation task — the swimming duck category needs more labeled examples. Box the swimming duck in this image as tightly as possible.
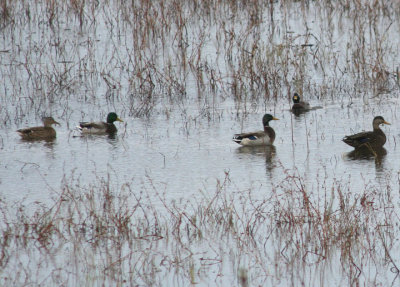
[17,117,60,140]
[342,116,390,149]
[291,93,311,110]
[78,112,123,134]
[233,114,279,146]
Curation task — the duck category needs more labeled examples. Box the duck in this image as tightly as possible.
[233,114,279,146]
[291,93,311,110]
[77,112,123,134]
[17,117,60,140]
[342,116,390,150]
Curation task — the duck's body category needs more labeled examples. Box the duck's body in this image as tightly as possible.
[291,93,310,110]
[233,114,279,146]
[78,112,123,134]
[17,117,60,140]
[343,116,390,149]
[78,121,118,134]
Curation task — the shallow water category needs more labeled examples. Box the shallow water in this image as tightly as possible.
[2,97,399,214]
[0,0,400,286]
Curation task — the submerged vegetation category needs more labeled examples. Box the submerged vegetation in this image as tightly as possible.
[0,0,399,285]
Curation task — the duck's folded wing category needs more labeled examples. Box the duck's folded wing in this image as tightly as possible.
[79,121,106,130]
[17,126,42,135]
[233,131,265,143]
[17,128,33,135]
[302,103,311,109]
[343,131,373,146]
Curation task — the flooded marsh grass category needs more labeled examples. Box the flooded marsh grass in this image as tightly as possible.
[1,0,398,124]
[1,170,400,286]
[0,0,399,286]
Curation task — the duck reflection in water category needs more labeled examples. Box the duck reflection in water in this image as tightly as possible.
[237,145,277,173]
[345,146,387,169]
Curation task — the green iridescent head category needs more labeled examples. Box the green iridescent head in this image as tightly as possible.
[262,114,279,127]
[107,112,123,124]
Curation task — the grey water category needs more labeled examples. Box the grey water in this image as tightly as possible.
[2,99,399,206]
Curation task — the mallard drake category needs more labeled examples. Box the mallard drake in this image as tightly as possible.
[233,114,279,146]
[343,116,390,149]
[291,93,311,110]
[78,112,123,134]
[17,117,60,140]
